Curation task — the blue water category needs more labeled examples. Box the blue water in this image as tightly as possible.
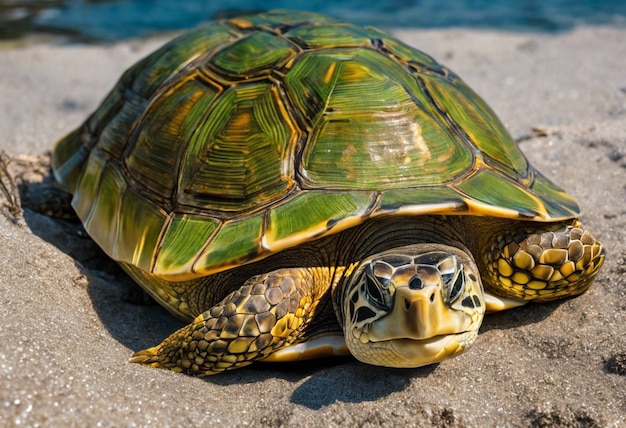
[1,0,625,41]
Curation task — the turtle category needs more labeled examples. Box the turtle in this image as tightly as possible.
[51,10,604,376]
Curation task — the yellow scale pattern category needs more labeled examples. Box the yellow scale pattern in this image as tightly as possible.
[486,223,604,300]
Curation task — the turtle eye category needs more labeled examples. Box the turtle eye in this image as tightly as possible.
[445,269,465,304]
[365,274,391,310]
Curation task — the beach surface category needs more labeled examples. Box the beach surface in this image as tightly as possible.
[1,25,625,426]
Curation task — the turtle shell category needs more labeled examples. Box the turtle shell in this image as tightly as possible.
[52,10,579,280]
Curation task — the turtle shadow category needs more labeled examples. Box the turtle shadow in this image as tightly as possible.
[479,299,565,334]
[265,302,563,410]
[207,358,433,408]
[288,364,434,409]
[7,152,183,351]
[19,200,186,353]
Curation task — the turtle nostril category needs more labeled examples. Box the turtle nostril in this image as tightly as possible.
[404,298,411,311]
[429,291,436,303]
[409,276,423,290]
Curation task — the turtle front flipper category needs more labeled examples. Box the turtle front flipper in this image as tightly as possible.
[484,220,604,303]
[130,268,324,376]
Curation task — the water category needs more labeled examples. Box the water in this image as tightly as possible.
[1,0,625,41]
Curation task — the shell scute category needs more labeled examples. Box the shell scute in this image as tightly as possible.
[230,9,339,30]
[528,171,580,218]
[83,161,127,256]
[98,92,147,160]
[130,23,236,97]
[285,48,473,189]
[176,80,299,213]
[155,214,220,276]
[284,22,372,49]
[191,215,265,277]
[375,186,467,216]
[421,74,530,180]
[114,187,168,271]
[126,76,222,202]
[456,169,552,219]
[71,150,107,220]
[210,31,297,76]
[263,191,375,253]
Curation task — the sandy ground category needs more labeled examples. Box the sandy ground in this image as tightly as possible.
[1,24,625,427]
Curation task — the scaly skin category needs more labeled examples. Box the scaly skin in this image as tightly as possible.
[481,220,604,302]
[130,267,334,376]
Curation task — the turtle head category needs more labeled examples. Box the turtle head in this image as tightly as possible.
[341,245,485,368]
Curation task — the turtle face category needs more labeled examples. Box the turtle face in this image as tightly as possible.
[342,250,485,368]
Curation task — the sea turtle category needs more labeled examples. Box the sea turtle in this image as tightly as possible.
[51,10,604,376]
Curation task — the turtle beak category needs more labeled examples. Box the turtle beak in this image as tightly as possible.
[369,285,472,341]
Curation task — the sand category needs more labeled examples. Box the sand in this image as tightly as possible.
[0,25,625,427]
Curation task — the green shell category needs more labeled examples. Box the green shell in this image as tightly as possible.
[52,10,579,280]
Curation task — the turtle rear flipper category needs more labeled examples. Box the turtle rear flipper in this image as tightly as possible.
[26,184,76,220]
